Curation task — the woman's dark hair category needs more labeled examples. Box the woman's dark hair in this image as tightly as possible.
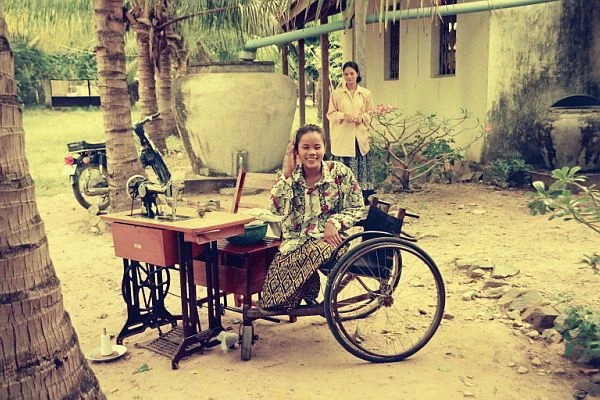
[293,124,325,152]
[342,61,362,84]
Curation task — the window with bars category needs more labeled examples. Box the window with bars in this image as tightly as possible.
[438,0,457,76]
[384,21,400,80]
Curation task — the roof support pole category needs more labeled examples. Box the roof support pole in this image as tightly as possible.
[281,45,289,76]
[354,0,368,86]
[298,38,306,126]
[319,15,331,156]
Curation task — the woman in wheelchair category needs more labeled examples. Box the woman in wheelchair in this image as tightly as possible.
[260,124,365,311]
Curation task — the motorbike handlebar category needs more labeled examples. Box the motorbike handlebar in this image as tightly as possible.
[137,113,160,127]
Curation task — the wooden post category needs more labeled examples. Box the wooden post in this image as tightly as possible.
[320,16,331,157]
[281,45,289,76]
[298,39,306,126]
[354,0,367,86]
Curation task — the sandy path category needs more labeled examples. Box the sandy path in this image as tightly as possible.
[37,183,598,400]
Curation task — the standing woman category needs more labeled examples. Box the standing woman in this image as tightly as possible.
[327,61,376,203]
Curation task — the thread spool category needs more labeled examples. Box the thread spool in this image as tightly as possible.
[100,328,112,356]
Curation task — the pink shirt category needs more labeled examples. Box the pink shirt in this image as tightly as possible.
[326,83,374,157]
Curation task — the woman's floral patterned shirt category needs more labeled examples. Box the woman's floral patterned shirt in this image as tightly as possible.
[271,161,365,254]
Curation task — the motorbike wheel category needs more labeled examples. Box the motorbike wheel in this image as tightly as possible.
[72,163,110,211]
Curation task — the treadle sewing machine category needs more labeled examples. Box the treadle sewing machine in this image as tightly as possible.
[102,114,254,369]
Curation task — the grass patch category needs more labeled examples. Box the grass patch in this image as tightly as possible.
[23,107,105,197]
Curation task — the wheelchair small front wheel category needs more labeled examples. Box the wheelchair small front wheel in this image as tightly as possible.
[240,325,253,361]
[324,237,445,363]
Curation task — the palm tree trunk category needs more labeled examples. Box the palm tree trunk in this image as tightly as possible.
[132,20,168,152]
[94,0,144,211]
[0,2,105,399]
[157,37,178,138]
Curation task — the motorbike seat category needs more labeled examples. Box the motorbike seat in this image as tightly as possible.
[67,141,106,152]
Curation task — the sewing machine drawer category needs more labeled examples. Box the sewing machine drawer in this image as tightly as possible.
[193,261,267,296]
[112,223,178,266]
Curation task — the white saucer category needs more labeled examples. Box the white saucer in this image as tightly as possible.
[86,344,127,362]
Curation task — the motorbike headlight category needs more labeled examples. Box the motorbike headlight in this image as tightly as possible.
[82,156,91,164]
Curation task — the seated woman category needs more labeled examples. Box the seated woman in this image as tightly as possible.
[260,124,366,310]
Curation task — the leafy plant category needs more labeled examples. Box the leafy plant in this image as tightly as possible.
[528,166,600,235]
[555,307,600,365]
[366,105,481,190]
[488,157,531,181]
[580,253,600,274]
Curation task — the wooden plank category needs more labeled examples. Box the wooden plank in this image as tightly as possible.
[231,169,246,213]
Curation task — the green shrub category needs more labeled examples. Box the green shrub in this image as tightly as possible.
[555,307,600,365]
[529,166,600,235]
[488,157,531,181]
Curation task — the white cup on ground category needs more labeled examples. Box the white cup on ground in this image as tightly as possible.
[100,328,112,356]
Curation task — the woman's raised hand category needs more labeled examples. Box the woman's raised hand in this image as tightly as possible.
[283,140,297,178]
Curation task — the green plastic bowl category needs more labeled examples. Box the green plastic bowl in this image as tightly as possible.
[226,223,268,245]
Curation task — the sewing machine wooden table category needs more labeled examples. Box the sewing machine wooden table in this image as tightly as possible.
[102,207,254,369]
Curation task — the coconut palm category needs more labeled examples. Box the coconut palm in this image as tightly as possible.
[94,0,145,211]
[128,0,167,152]
[0,1,105,398]
[155,0,179,138]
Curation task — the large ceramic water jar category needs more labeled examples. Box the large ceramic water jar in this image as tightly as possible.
[536,94,600,172]
[172,62,297,176]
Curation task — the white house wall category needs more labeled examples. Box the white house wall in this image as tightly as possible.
[358,0,490,161]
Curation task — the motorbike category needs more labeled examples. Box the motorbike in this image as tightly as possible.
[63,114,168,212]
[63,140,109,211]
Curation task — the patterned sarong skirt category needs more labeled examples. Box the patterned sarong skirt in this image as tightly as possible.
[261,239,334,309]
[331,141,375,191]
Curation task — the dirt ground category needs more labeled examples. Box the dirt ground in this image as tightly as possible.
[37,181,599,400]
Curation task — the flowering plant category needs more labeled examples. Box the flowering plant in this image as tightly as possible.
[367,105,483,190]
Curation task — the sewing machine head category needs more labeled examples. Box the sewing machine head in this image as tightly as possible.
[126,113,186,220]
[126,175,183,219]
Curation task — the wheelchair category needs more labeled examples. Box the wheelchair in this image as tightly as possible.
[240,199,446,363]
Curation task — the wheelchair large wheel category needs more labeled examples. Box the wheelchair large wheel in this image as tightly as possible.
[324,237,445,363]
